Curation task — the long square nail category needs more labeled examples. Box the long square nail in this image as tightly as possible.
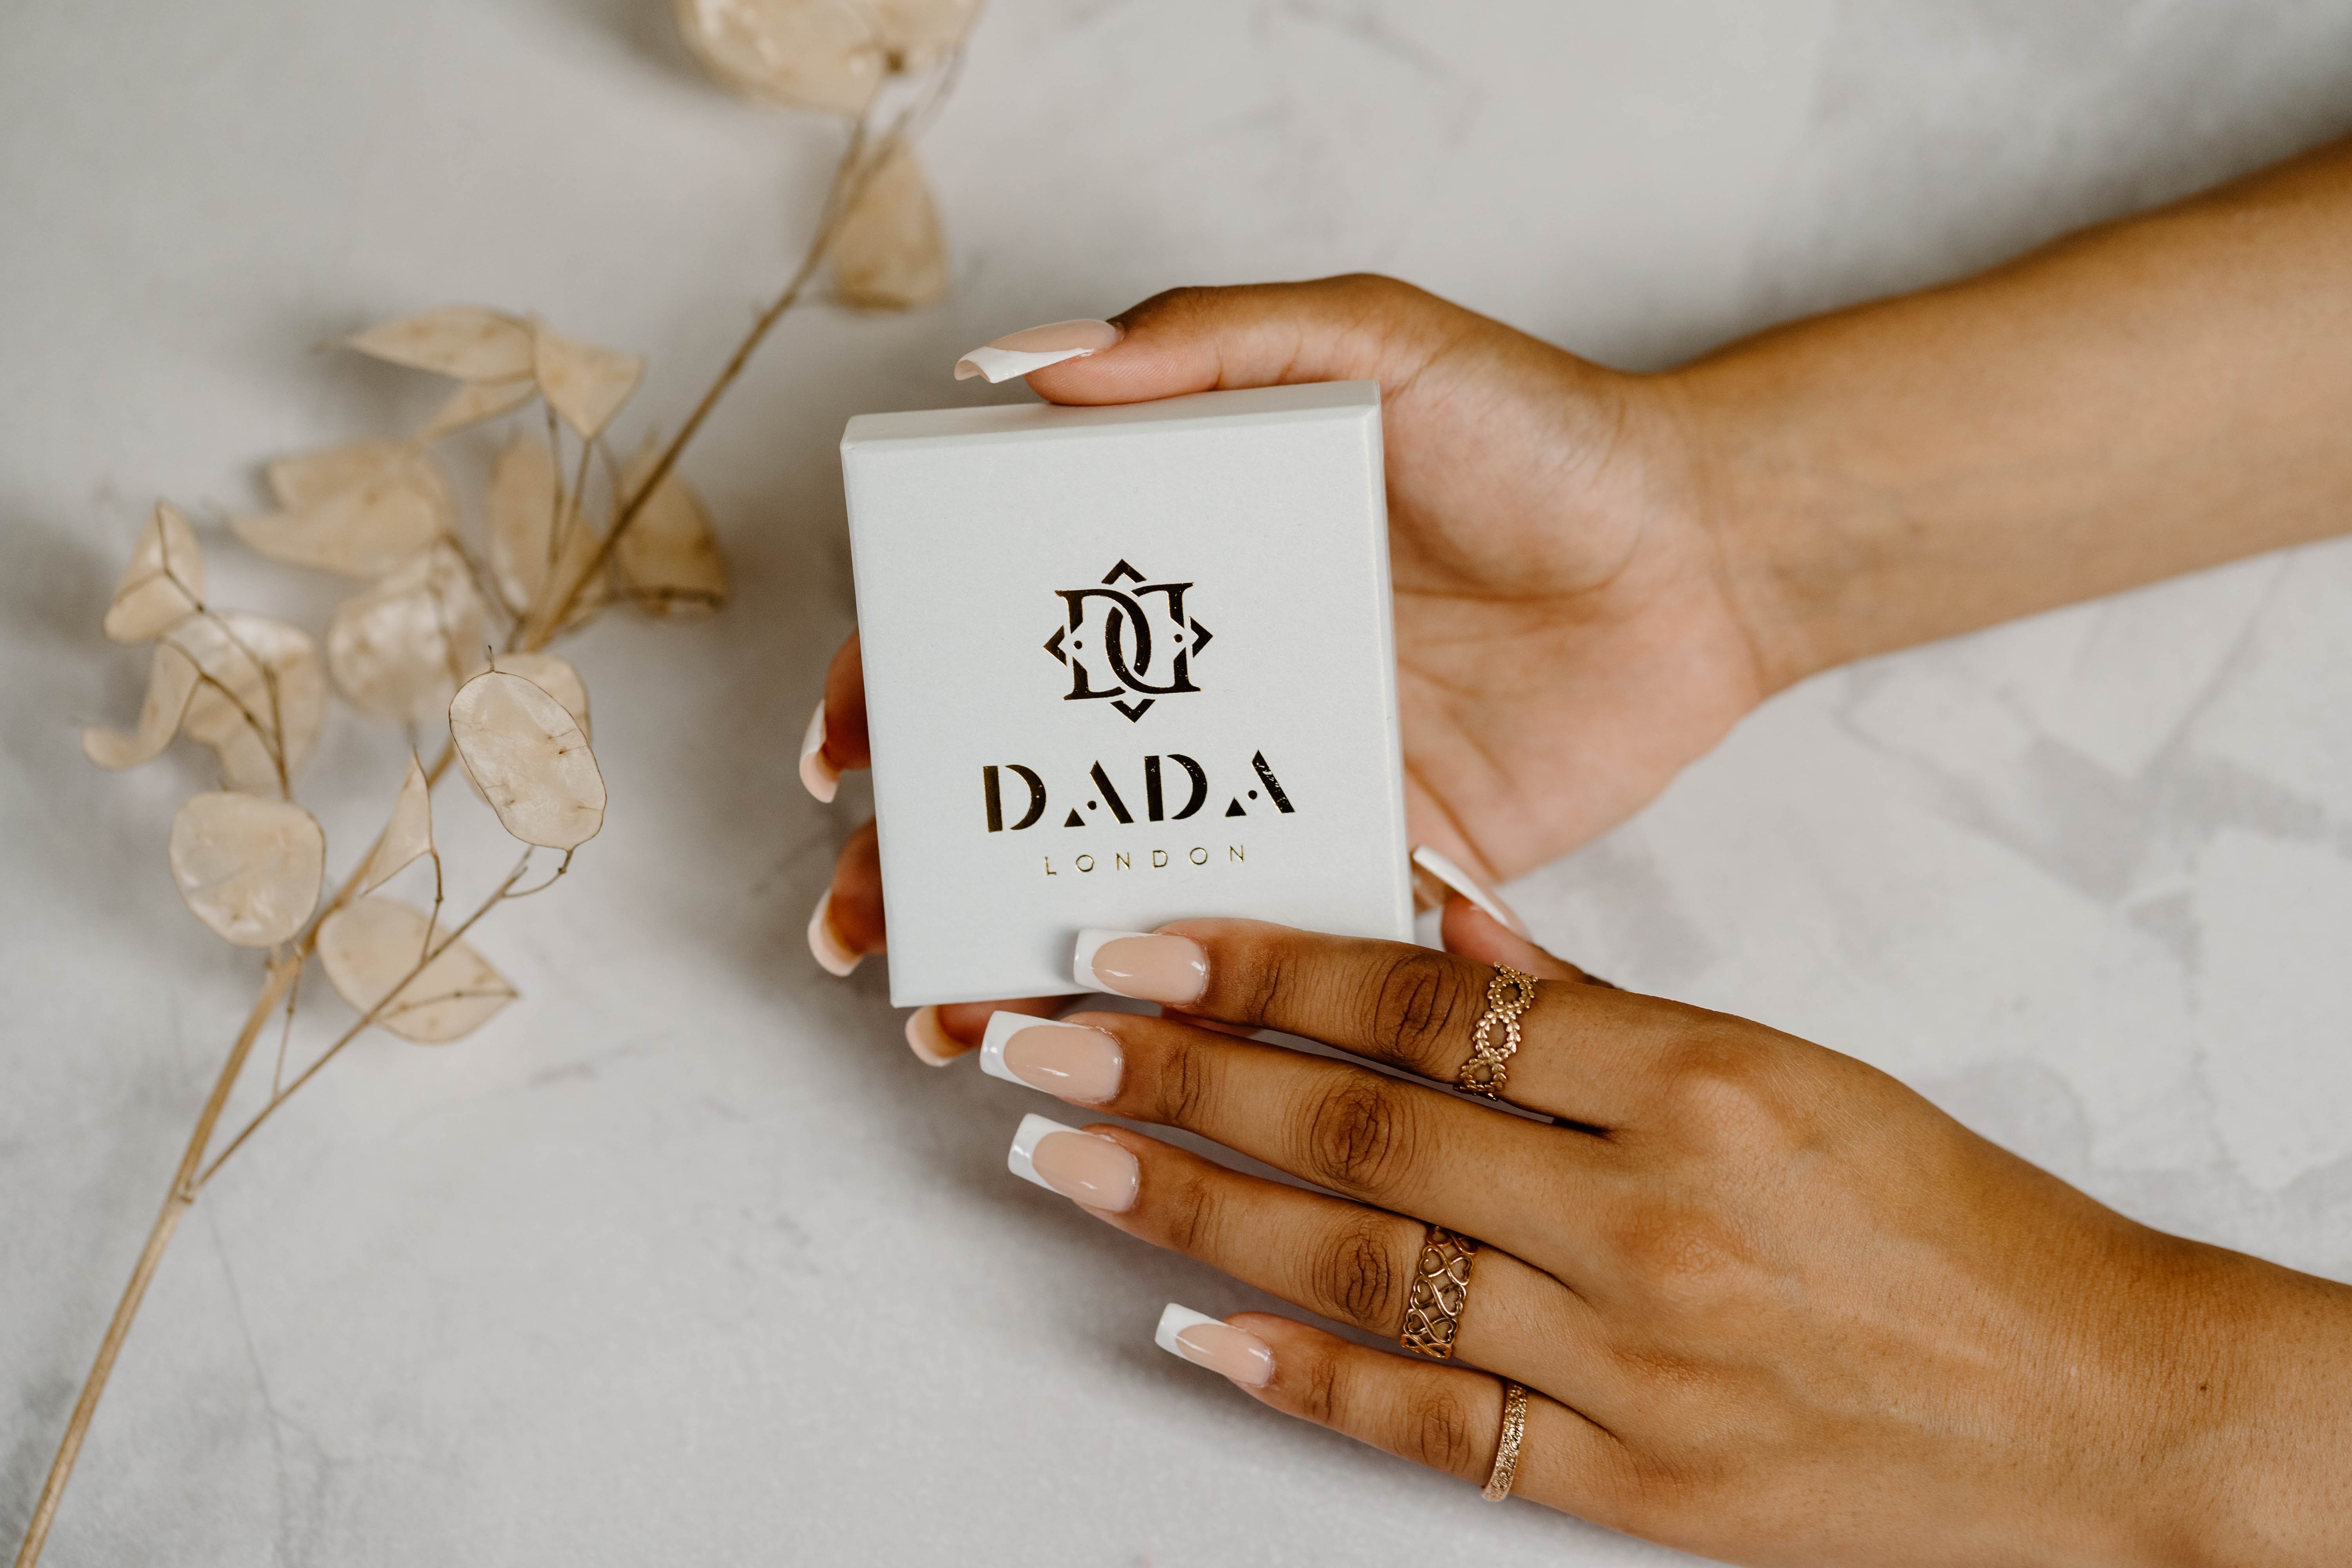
[980,1013,1123,1102]
[1006,1114,1138,1212]
[1154,1303,1273,1388]
[1073,929,1208,1004]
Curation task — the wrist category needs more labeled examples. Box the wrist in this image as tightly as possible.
[1648,349,1866,697]
[2112,1245,2352,1566]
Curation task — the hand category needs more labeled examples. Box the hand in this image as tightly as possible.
[806,277,1767,1058]
[982,902,2352,1566]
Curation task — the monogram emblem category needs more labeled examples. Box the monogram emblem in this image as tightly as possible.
[1042,558,1213,722]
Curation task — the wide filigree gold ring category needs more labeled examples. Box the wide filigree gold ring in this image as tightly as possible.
[1399,1224,1481,1359]
[1456,964,1537,1099]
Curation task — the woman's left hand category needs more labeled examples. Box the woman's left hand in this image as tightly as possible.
[987,906,2352,1567]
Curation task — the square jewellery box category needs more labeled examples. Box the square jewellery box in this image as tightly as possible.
[840,380,1414,1006]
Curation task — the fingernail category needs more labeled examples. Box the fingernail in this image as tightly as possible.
[1410,846,1531,940]
[807,889,861,977]
[905,1005,968,1067]
[1155,1303,1273,1388]
[953,318,1124,383]
[1007,1114,1138,1212]
[1073,929,1207,1005]
[798,699,840,803]
[980,1013,1122,1102]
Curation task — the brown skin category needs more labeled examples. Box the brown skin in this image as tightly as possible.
[807,136,2352,1557]
[1042,906,2352,1566]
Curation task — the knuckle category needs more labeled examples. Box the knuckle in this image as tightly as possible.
[1366,950,1476,1074]
[1295,1353,1345,1429]
[1232,938,1286,1030]
[1157,1165,1221,1259]
[1299,1075,1421,1198]
[1154,1033,1215,1132]
[1309,1212,1406,1330]
[1608,1200,1756,1311]
[1662,1030,1794,1143]
[1403,1383,1479,1477]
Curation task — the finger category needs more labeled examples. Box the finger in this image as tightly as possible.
[1025,276,1459,407]
[808,819,883,977]
[1074,920,1675,1127]
[1170,1312,1633,1523]
[1073,1123,1618,1407]
[906,993,1069,1067]
[1438,896,1615,990]
[1006,1010,1601,1262]
[799,631,868,802]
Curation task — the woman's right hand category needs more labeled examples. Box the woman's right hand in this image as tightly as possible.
[804,276,1776,1060]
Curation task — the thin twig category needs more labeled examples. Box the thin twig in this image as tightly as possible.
[526,51,965,647]
[9,956,298,1568]
[503,846,573,900]
[269,956,303,1100]
[196,850,532,1188]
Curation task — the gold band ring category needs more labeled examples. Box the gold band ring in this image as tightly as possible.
[1399,1225,1480,1359]
[1482,1380,1528,1501]
[1457,964,1538,1098]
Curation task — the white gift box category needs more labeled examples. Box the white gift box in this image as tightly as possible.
[839,381,1413,1006]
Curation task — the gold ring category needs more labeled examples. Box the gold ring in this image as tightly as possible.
[1399,1225,1480,1359]
[1457,964,1537,1098]
[1482,1380,1528,1501]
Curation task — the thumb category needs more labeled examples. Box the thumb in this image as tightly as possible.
[1438,895,1619,991]
[1025,275,1455,407]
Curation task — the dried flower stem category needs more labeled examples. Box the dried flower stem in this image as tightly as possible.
[195,849,532,1186]
[528,51,962,646]
[11,743,457,1568]
[21,49,966,1566]
[11,956,298,1568]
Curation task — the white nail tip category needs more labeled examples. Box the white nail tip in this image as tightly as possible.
[1411,845,1528,939]
[1154,1302,1223,1359]
[798,699,838,803]
[807,890,859,977]
[951,343,1098,384]
[1071,927,1149,993]
[1007,1112,1081,1190]
[980,1012,1089,1085]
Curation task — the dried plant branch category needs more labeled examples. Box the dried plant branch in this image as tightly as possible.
[196,848,532,1187]
[11,955,298,1568]
[527,47,963,647]
[27,17,974,1561]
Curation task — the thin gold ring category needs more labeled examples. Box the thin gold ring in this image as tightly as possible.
[1399,1225,1480,1359]
[1457,964,1538,1099]
[1482,1380,1528,1501]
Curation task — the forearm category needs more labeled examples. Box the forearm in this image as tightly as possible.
[1671,134,2352,689]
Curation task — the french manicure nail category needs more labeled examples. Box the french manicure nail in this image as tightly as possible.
[798,699,840,803]
[1155,1303,1274,1388]
[980,1013,1122,1102]
[1410,845,1531,940]
[1007,1114,1138,1212]
[905,1005,965,1067]
[807,889,860,977]
[1073,929,1208,1005]
[953,318,1124,383]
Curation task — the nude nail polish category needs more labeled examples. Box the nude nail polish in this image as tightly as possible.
[807,889,860,977]
[979,1013,1122,1102]
[953,318,1124,383]
[1155,1303,1273,1388]
[1006,1114,1138,1212]
[1410,845,1531,940]
[1073,929,1207,1005]
[905,1005,965,1067]
[798,699,840,803]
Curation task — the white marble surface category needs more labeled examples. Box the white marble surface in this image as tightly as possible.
[5,3,2351,1564]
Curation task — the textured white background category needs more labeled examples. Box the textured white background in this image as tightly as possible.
[5,3,2350,1564]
